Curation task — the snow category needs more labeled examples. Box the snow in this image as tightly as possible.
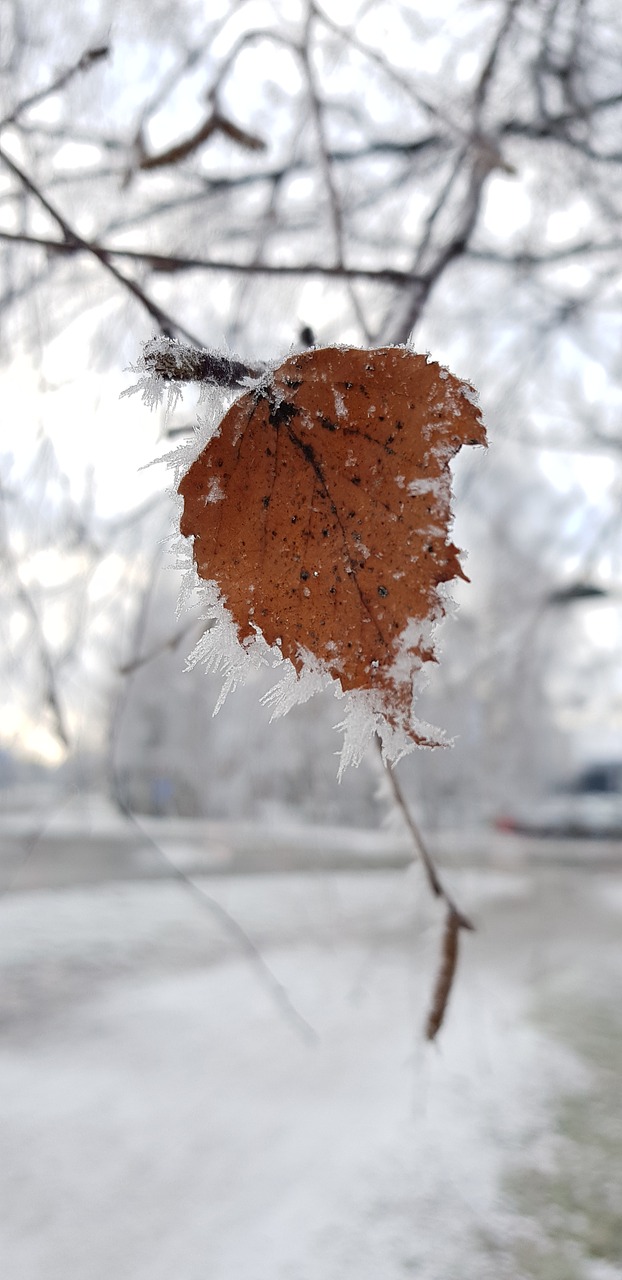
[1,854,620,1279]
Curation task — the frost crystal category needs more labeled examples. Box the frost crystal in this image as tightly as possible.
[122,336,185,413]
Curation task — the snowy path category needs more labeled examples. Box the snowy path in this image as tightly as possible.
[1,863,621,1279]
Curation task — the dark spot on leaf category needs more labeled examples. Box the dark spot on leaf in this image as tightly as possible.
[268,399,299,430]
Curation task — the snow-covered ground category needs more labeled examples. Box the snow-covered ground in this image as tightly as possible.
[1,852,621,1279]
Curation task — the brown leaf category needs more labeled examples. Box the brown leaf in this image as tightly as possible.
[178,346,485,746]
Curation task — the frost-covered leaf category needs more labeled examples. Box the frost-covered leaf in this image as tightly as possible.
[178,345,486,766]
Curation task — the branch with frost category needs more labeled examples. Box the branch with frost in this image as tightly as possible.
[129,337,265,399]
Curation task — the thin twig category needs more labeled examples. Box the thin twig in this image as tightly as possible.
[312,2,461,140]
[0,145,206,346]
[472,0,522,126]
[114,788,318,1044]
[0,789,80,897]
[0,229,423,285]
[380,750,473,929]
[377,742,474,1041]
[117,618,210,675]
[138,111,265,171]
[106,554,317,1044]
[13,581,70,748]
[301,9,344,267]
[425,906,462,1041]
[0,45,109,128]
[0,491,70,750]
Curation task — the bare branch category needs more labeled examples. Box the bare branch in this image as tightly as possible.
[301,10,344,266]
[312,2,461,140]
[0,44,109,129]
[117,619,210,675]
[0,144,206,346]
[502,92,622,142]
[378,745,474,1040]
[0,528,70,750]
[0,229,424,285]
[384,0,521,345]
[425,907,462,1041]
[111,788,318,1043]
[137,111,265,172]
[472,0,523,126]
[380,751,473,928]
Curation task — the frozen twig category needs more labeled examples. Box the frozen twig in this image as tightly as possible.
[139,336,264,388]
[378,742,474,1040]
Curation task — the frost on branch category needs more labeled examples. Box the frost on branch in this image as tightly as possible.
[123,335,263,410]
[171,344,486,770]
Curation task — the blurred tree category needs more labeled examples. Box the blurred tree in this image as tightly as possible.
[1,0,622,818]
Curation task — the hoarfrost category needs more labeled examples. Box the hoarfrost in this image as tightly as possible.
[184,585,282,714]
[205,477,225,503]
[177,569,453,771]
[336,688,447,778]
[460,382,481,408]
[407,477,445,498]
[261,650,333,718]
[332,388,347,420]
[122,336,185,414]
